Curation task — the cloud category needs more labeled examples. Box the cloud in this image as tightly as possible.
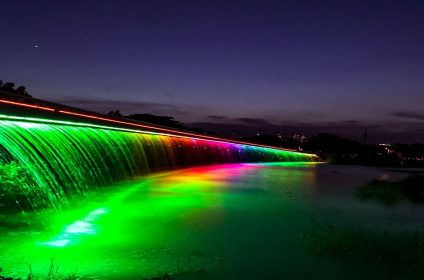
[236,117,272,125]
[391,111,424,121]
[207,115,228,120]
[340,120,359,124]
[187,119,424,144]
[47,98,424,143]
[52,97,202,117]
[208,116,274,125]
[190,117,374,138]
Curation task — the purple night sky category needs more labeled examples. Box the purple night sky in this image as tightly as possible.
[1,0,423,143]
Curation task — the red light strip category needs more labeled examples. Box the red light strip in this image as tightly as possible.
[0,99,55,111]
[58,110,208,137]
[59,110,298,152]
[0,98,299,153]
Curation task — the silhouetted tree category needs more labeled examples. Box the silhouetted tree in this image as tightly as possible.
[303,133,363,163]
[186,126,218,135]
[0,82,32,97]
[15,86,31,97]
[240,134,283,147]
[108,110,121,116]
[126,114,185,129]
[2,82,15,93]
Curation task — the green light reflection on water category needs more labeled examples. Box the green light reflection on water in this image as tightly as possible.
[2,163,319,279]
[40,207,109,248]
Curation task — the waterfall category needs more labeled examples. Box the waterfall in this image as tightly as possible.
[0,119,317,211]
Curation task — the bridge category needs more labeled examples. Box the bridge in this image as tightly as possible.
[0,91,318,210]
[0,92,317,159]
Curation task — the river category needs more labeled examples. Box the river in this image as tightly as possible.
[1,163,424,279]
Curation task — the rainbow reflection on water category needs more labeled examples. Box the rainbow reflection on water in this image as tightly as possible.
[2,163,423,280]
[0,163,318,279]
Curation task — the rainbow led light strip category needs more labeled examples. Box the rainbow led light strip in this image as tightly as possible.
[58,110,300,152]
[0,98,316,157]
[0,114,317,158]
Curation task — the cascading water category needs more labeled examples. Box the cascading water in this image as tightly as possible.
[0,119,317,211]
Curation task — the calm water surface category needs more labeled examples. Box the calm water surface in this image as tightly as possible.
[1,163,424,279]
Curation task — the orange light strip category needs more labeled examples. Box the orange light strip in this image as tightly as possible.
[0,98,299,153]
[0,99,55,111]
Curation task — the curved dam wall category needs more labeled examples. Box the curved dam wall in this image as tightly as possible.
[0,117,318,210]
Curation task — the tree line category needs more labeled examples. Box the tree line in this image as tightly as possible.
[0,81,32,97]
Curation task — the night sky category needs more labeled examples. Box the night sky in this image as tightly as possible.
[1,0,423,143]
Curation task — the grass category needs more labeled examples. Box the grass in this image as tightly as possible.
[354,174,424,206]
[0,255,217,280]
[0,258,79,280]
